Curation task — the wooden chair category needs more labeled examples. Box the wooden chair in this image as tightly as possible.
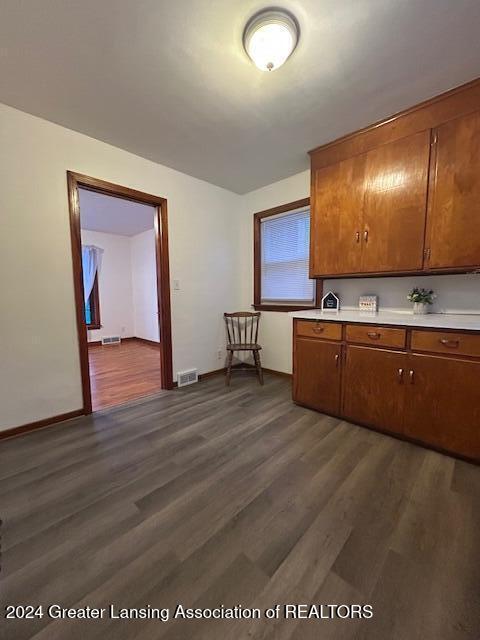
[224,312,263,386]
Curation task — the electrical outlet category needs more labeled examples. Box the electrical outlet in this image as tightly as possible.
[217,349,223,360]
[173,279,180,290]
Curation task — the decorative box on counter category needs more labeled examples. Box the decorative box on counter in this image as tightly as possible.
[359,295,378,313]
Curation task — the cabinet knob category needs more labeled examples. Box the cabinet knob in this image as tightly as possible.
[439,338,459,348]
[364,229,369,243]
[335,353,340,367]
[409,369,415,384]
[367,331,381,340]
[355,231,360,243]
[397,368,404,383]
[313,325,324,334]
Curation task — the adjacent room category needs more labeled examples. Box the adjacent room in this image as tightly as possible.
[79,188,162,410]
[1,2,479,639]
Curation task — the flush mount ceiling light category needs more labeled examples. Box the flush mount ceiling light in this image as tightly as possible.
[243,9,299,72]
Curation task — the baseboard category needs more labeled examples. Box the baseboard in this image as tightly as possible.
[238,363,292,379]
[88,337,160,348]
[134,337,161,348]
[262,367,292,379]
[0,409,84,442]
[172,364,291,386]
[199,367,226,380]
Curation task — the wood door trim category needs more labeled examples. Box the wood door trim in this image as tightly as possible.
[67,171,174,415]
[0,409,84,441]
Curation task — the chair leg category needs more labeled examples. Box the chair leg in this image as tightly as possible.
[254,350,264,385]
[226,350,233,386]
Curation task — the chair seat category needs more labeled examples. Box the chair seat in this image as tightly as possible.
[227,343,262,351]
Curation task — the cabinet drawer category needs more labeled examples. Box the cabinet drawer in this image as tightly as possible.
[296,320,342,341]
[346,324,406,349]
[411,330,480,358]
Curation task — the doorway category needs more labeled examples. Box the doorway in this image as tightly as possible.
[67,172,173,414]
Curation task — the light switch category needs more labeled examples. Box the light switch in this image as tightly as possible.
[173,279,180,290]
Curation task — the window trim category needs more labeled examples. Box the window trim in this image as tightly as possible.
[86,273,101,330]
[253,198,322,312]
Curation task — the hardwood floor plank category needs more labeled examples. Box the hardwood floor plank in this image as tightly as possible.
[0,373,478,640]
[88,340,163,411]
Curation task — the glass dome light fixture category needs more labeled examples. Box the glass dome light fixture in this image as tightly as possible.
[243,8,299,72]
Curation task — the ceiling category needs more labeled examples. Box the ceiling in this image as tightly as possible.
[1,1,480,194]
[79,188,155,236]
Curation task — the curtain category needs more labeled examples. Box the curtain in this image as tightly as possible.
[81,245,104,301]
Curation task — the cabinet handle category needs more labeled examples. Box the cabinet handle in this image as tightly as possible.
[355,231,360,243]
[397,368,404,383]
[364,229,369,243]
[439,338,459,348]
[313,325,324,334]
[367,331,381,340]
[409,369,415,384]
[335,353,340,367]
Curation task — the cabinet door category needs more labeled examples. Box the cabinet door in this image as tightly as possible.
[404,354,480,460]
[293,337,342,415]
[343,346,406,434]
[361,130,430,273]
[310,153,366,276]
[426,110,480,269]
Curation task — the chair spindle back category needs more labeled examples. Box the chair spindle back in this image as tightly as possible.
[224,312,260,346]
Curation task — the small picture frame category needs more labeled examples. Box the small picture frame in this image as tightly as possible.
[321,291,340,312]
[359,295,378,313]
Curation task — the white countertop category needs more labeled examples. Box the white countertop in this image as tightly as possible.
[289,308,480,331]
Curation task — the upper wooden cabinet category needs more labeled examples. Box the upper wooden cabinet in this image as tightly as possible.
[310,154,366,276]
[309,79,480,277]
[310,131,430,276]
[361,131,430,273]
[425,110,480,269]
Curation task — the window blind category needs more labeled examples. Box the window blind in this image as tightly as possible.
[260,207,314,304]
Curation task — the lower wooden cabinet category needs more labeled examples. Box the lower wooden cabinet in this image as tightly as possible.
[292,319,480,462]
[293,337,342,415]
[343,346,406,435]
[403,354,480,460]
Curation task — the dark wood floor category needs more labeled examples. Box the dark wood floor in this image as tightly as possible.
[1,374,479,640]
[88,340,162,411]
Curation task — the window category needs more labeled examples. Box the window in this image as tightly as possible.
[253,198,322,311]
[85,274,101,329]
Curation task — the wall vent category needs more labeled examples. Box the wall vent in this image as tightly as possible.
[177,368,198,387]
[101,336,121,346]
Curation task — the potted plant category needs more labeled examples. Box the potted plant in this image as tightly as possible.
[407,287,436,314]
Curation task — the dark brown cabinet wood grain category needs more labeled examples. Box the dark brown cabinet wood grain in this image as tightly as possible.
[310,131,430,277]
[403,354,480,460]
[361,131,430,273]
[292,319,480,462]
[426,110,480,269]
[343,346,406,435]
[310,154,366,276]
[293,337,342,415]
[309,79,480,277]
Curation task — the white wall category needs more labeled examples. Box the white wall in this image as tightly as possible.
[3,100,480,431]
[131,229,160,343]
[81,229,135,342]
[239,171,311,374]
[239,170,480,375]
[0,103,242,431]
[329,274,480,314]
